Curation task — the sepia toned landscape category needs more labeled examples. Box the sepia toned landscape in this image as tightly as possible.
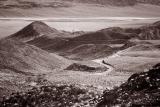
[0,0,160,107]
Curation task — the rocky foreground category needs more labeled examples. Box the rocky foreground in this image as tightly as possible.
[0,63,160,107]
[0,83,101,107]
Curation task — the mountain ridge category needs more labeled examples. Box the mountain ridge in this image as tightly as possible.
[1,0,160,8]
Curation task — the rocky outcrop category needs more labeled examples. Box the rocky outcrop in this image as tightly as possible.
[97,64,160,106]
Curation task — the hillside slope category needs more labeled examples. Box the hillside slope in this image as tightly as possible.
[0,38,65,100]
[0,38,64,74]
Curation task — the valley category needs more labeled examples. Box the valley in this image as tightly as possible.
[0,0,160,106]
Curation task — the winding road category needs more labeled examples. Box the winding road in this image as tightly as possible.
[91,51,123,75]
[92,59,114,75]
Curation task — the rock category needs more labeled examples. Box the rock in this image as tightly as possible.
[97,64,160,106]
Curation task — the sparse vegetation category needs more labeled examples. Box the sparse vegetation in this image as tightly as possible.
[0,84,101,107]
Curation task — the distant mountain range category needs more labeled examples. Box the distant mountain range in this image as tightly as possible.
[0,0,70,9]
[0,0,160,17]
[0,0,160,9]
[66,0,160,6]
[78,0,160,5]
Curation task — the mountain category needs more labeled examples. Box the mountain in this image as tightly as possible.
[9,21,78,43]
[97,64,160,106]
[8,21,60,42]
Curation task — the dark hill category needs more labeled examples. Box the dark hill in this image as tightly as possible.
[97,64,160,106]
